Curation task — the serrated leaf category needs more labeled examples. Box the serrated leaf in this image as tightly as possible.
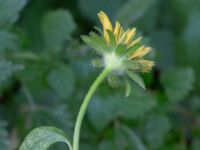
[88,89,156,131]
[48,65,75,99]
[0,60,24,83]
[0,0,27,28]
[19,126,72,150]
[160,68,194,102]
[126,71,145,89]
[41,9,76,51]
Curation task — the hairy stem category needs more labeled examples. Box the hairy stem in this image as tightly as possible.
[73,67,111,150]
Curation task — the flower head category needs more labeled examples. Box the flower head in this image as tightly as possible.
[82,11,155,96]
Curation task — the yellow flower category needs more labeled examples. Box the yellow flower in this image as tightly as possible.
[82,11,155,93]
[97,11,154,71]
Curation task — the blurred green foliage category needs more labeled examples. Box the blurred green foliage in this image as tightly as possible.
[0,0,200,149]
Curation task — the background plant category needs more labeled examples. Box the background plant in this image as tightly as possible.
[0,0,200,150]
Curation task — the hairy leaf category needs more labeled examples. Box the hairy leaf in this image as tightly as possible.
[19,126,72,150]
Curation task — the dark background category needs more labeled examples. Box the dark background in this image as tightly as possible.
[0,0,200,149]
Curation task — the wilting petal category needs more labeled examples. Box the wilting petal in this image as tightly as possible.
[128,36,143,48]
[137,60,155,72]
[129,46,151,59]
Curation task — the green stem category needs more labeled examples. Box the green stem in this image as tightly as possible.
[73,67,111,150]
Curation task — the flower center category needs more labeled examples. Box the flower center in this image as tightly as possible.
[104,52,122,70]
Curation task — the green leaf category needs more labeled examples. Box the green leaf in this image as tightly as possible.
[116,0,155,26]
[121,125,147,150]
[118,87,156,119]
[160,68,194,102]
[88,88,156,131]
[34,105,73,135]
[126,71,146,89]
[78,0,123,22]
[125,79,131,97]
[0,0,27,28]
[192,138,200,150]
[181,12,200,88]
[107,75,120,88]
[98,140,116,150]
[0,119,10,150]
[19,126,72,150]
[41,9,76,51]
[91,58,104,68]
[48,65,75,99]
[115,44,127,56]
[122,60,141,70]
[82,32,108,53]
[107,30,116,49]
[0,30,19,52]
[88,97,114,131]
[0,60,24,83]
[144,114,171,149]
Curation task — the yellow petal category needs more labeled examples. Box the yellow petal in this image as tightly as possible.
[114,21,121,41]
[118,29,130,44]
[124,28,136,45]
[98,11,113,45]
[128,36,143,48]
[118,26,124,42]
[129,46,151,59]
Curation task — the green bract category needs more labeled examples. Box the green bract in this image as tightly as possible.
[82,27,154,96]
